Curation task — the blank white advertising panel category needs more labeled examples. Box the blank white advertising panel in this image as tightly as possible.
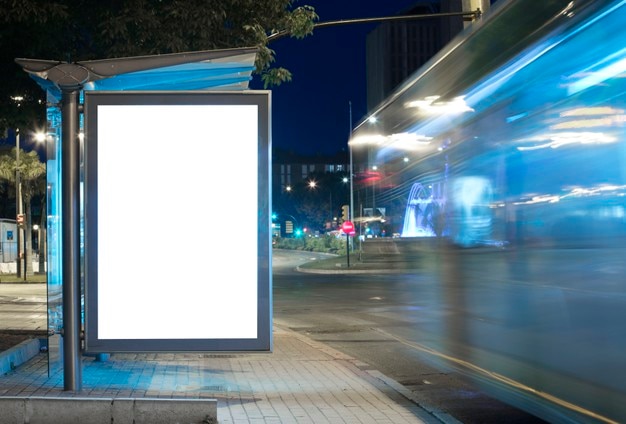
[83,91,272,352]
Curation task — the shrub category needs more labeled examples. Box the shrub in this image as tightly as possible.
[273,234,348,255]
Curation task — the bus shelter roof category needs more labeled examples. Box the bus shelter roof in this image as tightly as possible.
[15,47,258,99]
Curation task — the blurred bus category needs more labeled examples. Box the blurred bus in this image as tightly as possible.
[351,0,626,422]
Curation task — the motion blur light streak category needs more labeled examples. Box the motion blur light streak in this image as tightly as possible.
[350,132,433,150]
[568,54,626,95]
[560,106,624,116]
[350,0,626,421]
[515,131,617,150]
[404,95,474,114]
[512,185,626,206]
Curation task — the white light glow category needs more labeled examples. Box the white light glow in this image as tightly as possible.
[568,51,626,95]
[404,95,474,114]
[349,132,432,151]
[516,131,617,150]
[513,184,626,205]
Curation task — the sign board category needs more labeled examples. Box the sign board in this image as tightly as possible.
[341,220,355,235]
[83,91,272,353]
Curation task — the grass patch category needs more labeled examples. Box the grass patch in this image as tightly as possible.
[0,273,47,284]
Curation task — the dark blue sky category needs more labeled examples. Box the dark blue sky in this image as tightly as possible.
[250,0,424,156]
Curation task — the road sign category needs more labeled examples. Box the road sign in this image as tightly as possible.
[341,220,355,235]
[341,220,355,268]
[16,214,24,226]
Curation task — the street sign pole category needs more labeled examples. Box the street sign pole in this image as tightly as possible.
[341,220,355,268]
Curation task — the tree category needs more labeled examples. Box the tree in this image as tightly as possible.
[284,171,350,233]
[0,0,317,276]
[0,146,46,276]
[0,0,318,133]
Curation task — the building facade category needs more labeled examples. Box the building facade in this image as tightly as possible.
[365,0,492,110]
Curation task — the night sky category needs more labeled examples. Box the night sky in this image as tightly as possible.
[250,0,426,156]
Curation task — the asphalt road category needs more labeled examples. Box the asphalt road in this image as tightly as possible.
[3,248,620,423]
[272,249,548,424]
[0,283,47,332]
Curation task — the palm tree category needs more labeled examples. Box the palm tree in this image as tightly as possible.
[0,147,46,276]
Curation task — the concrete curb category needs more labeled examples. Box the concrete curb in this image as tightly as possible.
[296,265,413,274]
[0,397,217,424]
[0,339,40,376]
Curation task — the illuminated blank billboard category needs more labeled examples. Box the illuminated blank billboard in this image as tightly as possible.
[83,91,272,352]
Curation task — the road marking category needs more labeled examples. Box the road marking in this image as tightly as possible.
[373,327,619,424]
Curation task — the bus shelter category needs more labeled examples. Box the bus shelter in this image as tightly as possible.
[16,47,268,390]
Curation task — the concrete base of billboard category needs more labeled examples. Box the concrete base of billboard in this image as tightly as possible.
[0,397,217,424]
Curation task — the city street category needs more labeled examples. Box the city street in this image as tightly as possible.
[2,248,623,422]
[0,254,540,423]
[0,283,47,332]
[273,249,547,424]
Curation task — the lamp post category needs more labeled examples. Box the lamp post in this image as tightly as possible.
[348,101,355,251]
[34,132,48,276]
[15,129,24,279]
[348,102,354,224]
[372,165,378,219]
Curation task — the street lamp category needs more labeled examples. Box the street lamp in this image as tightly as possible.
[15,129,24,279]
[34,132,48,276]
[348,101,355,251]
[372,165,378,217]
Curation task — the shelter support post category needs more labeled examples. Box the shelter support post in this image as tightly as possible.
[61,89,82,391]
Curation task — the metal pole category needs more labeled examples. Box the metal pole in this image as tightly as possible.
[15,130,22,278]
[267,10,482,42]
[61,89,82,391]
[348,102,355,252]
[349,101,354,222]
[22,221,27,281]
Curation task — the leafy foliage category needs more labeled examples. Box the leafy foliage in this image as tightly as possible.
[273,234,347,255]
[0,0,318,132]
[275,170,350,233]
[0,146,46,276]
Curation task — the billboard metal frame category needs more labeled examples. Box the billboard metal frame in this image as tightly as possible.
[83,90,272,353]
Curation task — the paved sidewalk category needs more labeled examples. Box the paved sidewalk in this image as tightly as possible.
[0,323,446,424]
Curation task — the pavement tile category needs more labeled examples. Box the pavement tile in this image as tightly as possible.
[0,324,440,423]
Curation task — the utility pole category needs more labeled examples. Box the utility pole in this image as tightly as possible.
[15,129,22,278]
[349,101,354,252]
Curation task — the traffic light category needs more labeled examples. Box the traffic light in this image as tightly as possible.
[341,205,350,222]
